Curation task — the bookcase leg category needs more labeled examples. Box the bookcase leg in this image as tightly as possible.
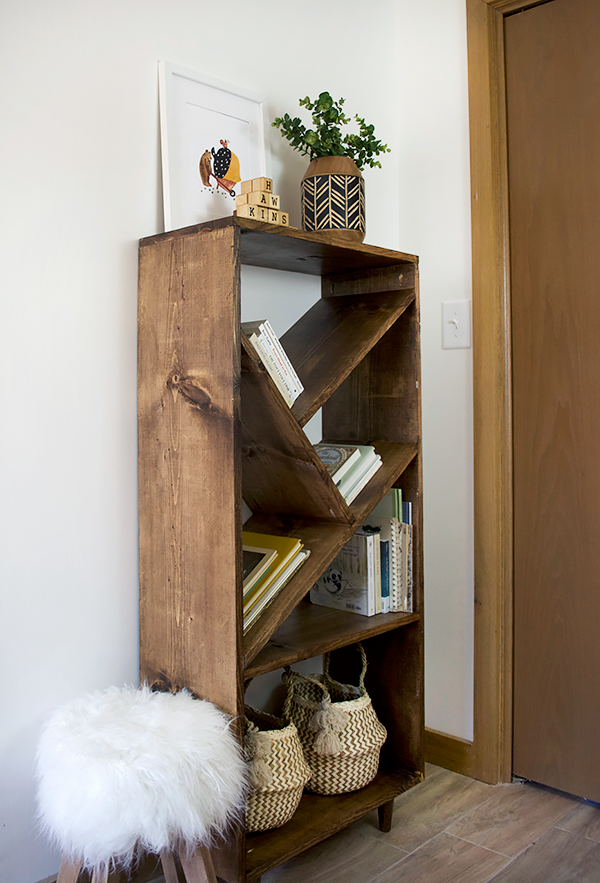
[378,798,395,833]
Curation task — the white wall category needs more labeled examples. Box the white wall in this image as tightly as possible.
[0,2,473,880]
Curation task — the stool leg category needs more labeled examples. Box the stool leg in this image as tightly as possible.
[57,855,83,883]
[91,866,109,883]
[178,846,217,883]
[160,850,180,883]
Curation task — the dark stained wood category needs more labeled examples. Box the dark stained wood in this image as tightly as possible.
[284,291,416,426]
[322,302,421,446]
[138,219,422,881]
[240,336,353,523]
[506,0,600,801]
[244,770,422,882]
[378,799,395,833]
[140,216,417,278]
[245,600,420,679]
[138,225,243,716]
[242,441,419,665]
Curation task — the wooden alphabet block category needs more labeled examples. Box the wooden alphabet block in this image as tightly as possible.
[246,191,280,209]
[251,177,273,193]
[235,193,249,207]
[240,180,253,194]
[236,203,270,222]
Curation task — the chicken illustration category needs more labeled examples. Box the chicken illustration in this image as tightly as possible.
[198,139,241,197]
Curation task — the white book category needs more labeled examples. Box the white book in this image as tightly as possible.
[259,319,304,393]
[242,319,303,398]
[314,443,362,485]
[247,332,295,406]
[344,455,383,505]
[310,530,378,617]
[336,446,378,498]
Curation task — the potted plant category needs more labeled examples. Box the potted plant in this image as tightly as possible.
[273,92,390,242]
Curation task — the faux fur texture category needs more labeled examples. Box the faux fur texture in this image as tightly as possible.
[36,685,247,871]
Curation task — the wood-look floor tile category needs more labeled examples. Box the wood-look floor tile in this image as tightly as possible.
[486,826,600,882]
[556,799,600,842]
[447,781,577,856]
[261,826,407,883]
[354,767,493,853]
[371,832,510,883]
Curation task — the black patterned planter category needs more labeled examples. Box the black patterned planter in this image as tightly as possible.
[301,156,365,243]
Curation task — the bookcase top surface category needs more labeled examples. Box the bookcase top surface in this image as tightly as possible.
[140,216,418,277]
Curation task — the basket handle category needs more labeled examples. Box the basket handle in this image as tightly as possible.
[282,665,331,719]
[323,642,368,691]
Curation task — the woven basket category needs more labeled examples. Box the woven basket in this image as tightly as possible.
[282,644,387,795]
[243,705,311,833]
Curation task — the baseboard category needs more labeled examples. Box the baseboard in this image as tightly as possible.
[425,726,475,777]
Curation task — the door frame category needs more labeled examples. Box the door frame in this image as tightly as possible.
[427,0,544,784]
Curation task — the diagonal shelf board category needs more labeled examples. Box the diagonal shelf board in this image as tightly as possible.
[286,290,416,427]
[240,334,353,523]
[245,601,420,679]
[244,769,422,881]
[242,441,418,667]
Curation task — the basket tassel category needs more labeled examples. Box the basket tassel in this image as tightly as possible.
[309,696,349,756]
[245,723,274,786]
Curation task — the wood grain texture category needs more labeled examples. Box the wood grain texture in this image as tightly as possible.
[448,782,575,856]
[284,290,416,426]
[506,0,600,800]
[240,336,352,523]
[372,833,509,883]
[488,827,600,883]
[465,0,514,785]
[246,771,420,881]
[138,224,243,715]
[138,218,422,881]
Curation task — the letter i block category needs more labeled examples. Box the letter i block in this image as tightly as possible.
[236,203,269,222]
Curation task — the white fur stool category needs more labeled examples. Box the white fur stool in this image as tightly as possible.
[36,685,247,883]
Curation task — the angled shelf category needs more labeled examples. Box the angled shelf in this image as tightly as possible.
[138,216,423,883]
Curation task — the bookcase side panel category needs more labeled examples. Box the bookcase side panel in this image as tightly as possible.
[138,227,243,717]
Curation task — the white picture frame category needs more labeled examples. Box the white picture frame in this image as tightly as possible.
[158,61,269,231]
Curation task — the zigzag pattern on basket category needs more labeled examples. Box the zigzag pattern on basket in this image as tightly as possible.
[301,174,365,232]
[283,644,387,795]
[244,707,311,833]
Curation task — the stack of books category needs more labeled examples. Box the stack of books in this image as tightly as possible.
[242,319,303,407]
[364,489,413,613]
[314,442,383,505]
[242,530,310,632]
[310,488,414,617]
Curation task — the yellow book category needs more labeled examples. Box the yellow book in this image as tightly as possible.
[242,531,303,613]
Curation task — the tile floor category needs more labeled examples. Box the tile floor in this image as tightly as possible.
[261,764,600,883]
[150,764,600,882]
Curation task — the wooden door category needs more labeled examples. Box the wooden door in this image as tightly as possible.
[507,0,600,799]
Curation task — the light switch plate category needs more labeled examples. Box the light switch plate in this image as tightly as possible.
[442,300,471,349]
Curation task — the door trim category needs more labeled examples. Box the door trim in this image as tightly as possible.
[451,0,542,784]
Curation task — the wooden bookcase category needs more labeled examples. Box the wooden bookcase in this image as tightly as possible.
[138,216,423,882]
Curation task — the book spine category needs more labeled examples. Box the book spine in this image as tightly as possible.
[259,321,303,397]
[254,331,297,402]
[249,333,295,406]
[366,533,376,616]
[261,319,304,393]
[389,518,402,612]
[380,538,390,613]
[373,532,382,614]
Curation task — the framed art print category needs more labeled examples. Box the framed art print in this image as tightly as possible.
[158,61,269,230]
